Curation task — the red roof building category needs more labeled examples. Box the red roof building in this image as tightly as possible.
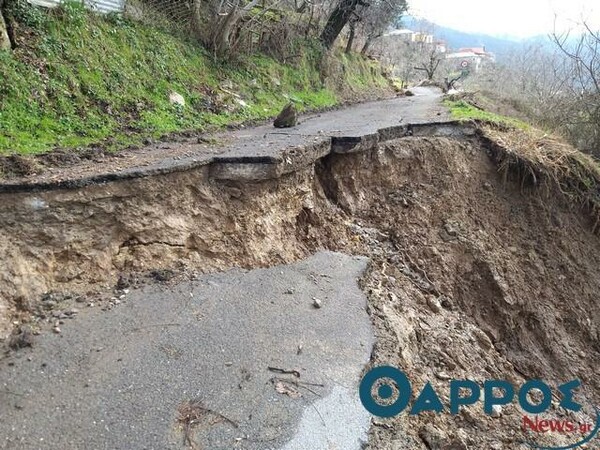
[458,47,488,56]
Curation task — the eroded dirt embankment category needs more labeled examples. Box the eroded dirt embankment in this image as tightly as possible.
[1,127,599,448]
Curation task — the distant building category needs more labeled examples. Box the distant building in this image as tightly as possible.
[383,29,434,45]
[459,46,486,54]
[384,29,415,41]
[446,45,495,72]
[412,32,434,44]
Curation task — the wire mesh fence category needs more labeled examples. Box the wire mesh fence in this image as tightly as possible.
[124,0,334,58]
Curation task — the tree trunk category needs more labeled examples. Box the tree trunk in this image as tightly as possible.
[206,0,261,57]
[360,34,375,55]
[345,22,355,54]
[305,2,315,37]
[213,7,241,56]
[191,0,204,40]
[0,0,11,51]
[320,0,361,50]
[428,59,440,80]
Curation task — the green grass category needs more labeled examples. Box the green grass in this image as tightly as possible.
[444,99,531,130]
[0,3,389,155]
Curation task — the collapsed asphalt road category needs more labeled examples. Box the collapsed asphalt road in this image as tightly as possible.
[0,252,374,450]
[1,87,447,191]
[3,93,600,450]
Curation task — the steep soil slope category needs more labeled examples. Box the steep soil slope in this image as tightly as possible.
[1,127,598,448]
[322,136,600,448]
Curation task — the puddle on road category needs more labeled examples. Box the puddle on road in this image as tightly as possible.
[280,385,370,450]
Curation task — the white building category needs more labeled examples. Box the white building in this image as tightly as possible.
[446,47,495,72]
[383,29,434,45]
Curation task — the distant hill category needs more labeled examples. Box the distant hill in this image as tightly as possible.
[523,34,560,50]
[400,16,523,57]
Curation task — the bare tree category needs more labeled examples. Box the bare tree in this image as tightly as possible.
[356,0,407,55]
[372,31,454,88]
[414,45,444,80]
[464,27,600,156]
[552,22,600,154]
[443,72,465,91]
[465,42,573,120]
[193,0,263,56]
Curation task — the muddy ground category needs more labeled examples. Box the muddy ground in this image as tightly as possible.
[1,128,599,448]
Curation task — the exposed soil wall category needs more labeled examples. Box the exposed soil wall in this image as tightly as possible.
[0,156,348,337]
[323,137,600,448]
[1,128,599,448]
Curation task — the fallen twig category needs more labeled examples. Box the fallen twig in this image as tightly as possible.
[267,366,301,377]
[177,398,238,449]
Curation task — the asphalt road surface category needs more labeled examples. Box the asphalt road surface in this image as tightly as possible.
[0,252,375,450]
[2,87,448,191]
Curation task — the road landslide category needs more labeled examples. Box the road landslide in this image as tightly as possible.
[1,116,599,449]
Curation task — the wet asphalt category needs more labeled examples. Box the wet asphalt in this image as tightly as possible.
[0,252,374,450]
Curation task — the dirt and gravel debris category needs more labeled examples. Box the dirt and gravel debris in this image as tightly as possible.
[318,135,600,449]
[0,127,598,448]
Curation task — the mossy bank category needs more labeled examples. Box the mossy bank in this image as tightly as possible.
[0,1,392,156]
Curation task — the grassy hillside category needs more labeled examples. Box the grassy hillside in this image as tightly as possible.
[0,2,391,155]
[443,92,600,215]
[444,98,530,129]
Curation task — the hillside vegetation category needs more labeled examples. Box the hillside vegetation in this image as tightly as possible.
[0,2,391,155]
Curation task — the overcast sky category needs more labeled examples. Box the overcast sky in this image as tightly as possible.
[408,0,600,39]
